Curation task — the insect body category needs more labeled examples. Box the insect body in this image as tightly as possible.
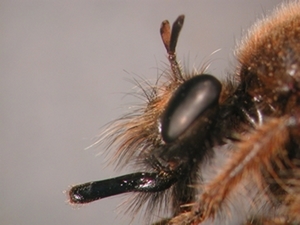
[68,2,300,225]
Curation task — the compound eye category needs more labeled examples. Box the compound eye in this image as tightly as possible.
[161,74,221,143]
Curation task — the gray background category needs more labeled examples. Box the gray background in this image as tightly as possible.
[1,1,283,225]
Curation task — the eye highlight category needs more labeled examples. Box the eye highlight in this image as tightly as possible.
[161,74,221,143]
[68,2,300,225]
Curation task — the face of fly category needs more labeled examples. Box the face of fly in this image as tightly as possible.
[68,14,221,208]
[68,2,300,225]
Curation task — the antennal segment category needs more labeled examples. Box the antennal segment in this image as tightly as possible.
[160,15,185,80]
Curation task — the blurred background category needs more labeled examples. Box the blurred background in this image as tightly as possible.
[1,1,283,224]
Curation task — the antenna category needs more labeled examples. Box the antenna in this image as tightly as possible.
[160,15,185,80]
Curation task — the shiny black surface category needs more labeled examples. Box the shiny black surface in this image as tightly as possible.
[69,172,177,204]
[161,74,221,143]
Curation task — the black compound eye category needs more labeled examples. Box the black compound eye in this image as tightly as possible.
[161,74,222,143]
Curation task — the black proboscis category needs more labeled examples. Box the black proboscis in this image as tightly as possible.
[69,172,177,204]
